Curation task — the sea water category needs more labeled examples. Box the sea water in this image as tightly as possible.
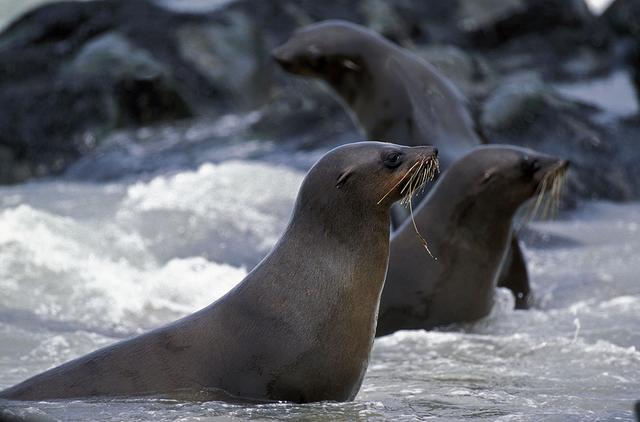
[0,113,638,421]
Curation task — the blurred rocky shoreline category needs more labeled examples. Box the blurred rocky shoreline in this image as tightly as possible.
[0,0,639,203]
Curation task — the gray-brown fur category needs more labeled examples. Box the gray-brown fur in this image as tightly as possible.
[0,142,437,403]
[273,20,531,308]
[376,146,568,336]
[273,20,479,170]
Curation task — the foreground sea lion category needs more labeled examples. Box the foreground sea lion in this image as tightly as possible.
[376,146,568,336]
[0,142,438,403]
[273,20,531,309]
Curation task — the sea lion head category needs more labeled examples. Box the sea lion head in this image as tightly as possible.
[448,145,569,218]
[272,20,384,81]
[296,141,439,220]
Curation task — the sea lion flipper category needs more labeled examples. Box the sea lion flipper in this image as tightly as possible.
[497,235,531,309]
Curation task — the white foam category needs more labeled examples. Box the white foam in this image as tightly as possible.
[115,161,301,266]
[0,160,302,333]
[0,157,638,419]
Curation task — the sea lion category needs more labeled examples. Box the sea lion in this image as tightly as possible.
[376,146,568,336]
[0,141,438,403]
[272,19,480,169]
[272,20,531,309]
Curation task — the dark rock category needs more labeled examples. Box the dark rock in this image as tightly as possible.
[463,0,614,80]
[0,0,211,183]
[414,44,499,99]
[325,0,614,80]
[481,73,639,202]
[603,0,640,38]
[249,80,357,150]
[64,31,192,126]
[0,78,115,183]
[602,0,640,109]
[65,31,167,79]
[0,0,632,189]
[0,0,377,183]
[463,0,595,46]
[175,13,273,109]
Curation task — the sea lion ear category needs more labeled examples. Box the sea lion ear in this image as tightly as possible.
[336,169,353,189]
[481,168,497,184]
[342,59,360,71]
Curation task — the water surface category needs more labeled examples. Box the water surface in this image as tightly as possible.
[0,136,637,420]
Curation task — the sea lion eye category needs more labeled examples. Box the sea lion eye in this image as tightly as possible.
[314,55,328,70]
[520,157,540,176]
[383,151,403,169]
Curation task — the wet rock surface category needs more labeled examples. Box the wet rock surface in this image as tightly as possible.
[0,0,638,203]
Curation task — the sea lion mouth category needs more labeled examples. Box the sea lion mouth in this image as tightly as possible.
[272,47,296,72]
[397,156,440,206]
[378,152,440,259]
[524,159,570,222]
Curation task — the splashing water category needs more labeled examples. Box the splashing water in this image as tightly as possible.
[0,122,638,421]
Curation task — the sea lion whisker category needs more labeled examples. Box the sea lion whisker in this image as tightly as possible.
[518,165,568,232]
[540,173,555,220]
[398,157,439,260]
[377,160,422,205]
[541,172,558,220]
[549,175,558,220]
[549,168,565,220]
[400,160,423,196]
[531,177,547,217]
[519,173,549,229]
[553,169,567,219]
[408,193,436,260]
[552,172,562,219]
[418,161,432,194]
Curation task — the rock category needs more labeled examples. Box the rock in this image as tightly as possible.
[176,12,273,108]
[0,0,211,183]
[414,44,498,99]
[246,60,360,154]
[359,0,411,44]
[67,32,167,79]
[601,0,640,110]
[464,0,613,80]
[0,0,632,188]
[0,78,116,183]
[65,31,193,126]
[603,0,640,38]
[481,73,638,202]
[457,0,527,34]
[463,0,596,45]
[481,73,551,131]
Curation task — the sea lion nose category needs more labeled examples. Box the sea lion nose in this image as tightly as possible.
[271,46,291,66]
[419,147,437,159]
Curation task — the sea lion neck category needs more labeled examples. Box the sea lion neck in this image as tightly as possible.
[226,189,390,398]
[241,185,392,322]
